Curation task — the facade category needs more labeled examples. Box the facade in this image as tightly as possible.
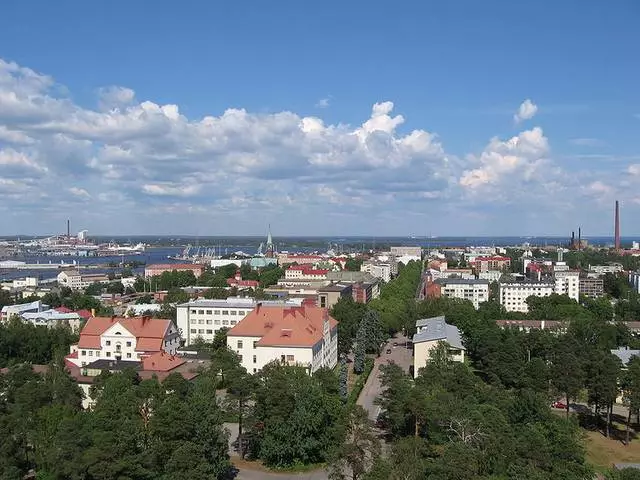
[57,270,109,290]
[473,256,512,273]
[21,309,82,331]
[553,271,580,301]
[144,263,205,278]
[317,283,353,309]
[176,297,304,345]
[499,282,554,313]
[433,278,490,309]
[360,261,392,283]
[284,266,329,281]
[495,319,565,332]
[580,276,605,297]
[210,258,246,269]
[478,270,503,282]
[66,316,181,368]
[226,270,260,289]
[227,305,338,374]
[589,263,623,275]
[630,271,640,294]
[390,246,422,257]
[412,316,464,378]
[12,277,39,289]
[276,253,324,266]
[1,300,47,321]
[352,281,379,303]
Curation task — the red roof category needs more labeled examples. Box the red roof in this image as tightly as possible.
[77,316,171,352]
[142,351,186,372]
[75,309,93,319]
[287,266,329,275]
[226,278,259,287]
[55,306,73,313]
[475,256,511,262]
[228,306,337,347]
[146,263,204,270]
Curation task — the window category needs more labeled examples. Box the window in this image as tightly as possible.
[106,352,111,357]
[223,319,229,326]
[198,309,204,314]
[206,310,212,315]
[281,355,286,362]
[253,355,257,363]
[190,309,197,314]
[191,318,197,324]
[81,350,86,356]
[214,310,220,314]
[89,351,93,356]
[126,353,131,358]
[215,319,221,325]
[190,329,196,334]
[231,320,237,325]
[81,362,86,367]
[206,329,213,334]
[206,319,212,324]
[231,310,237,315]
[287,355,294,362]
[198,329,204,334]
[198,319,204,324]
[253,341,258,349]
[126,341,131,347]
[253,368,257,373]
[222,310,229,315]
[106,340,111,346]
[237,340,243,349]
[238,310,245,315]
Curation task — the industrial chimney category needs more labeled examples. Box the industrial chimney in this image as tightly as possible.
[578,228,581,251]
[615,200,621,250]
[67,219,70,239]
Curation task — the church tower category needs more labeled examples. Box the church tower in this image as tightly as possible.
[265,224,275,258]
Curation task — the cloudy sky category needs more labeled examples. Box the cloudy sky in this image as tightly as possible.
[0,1,639,237]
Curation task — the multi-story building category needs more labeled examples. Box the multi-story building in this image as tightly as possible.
[276,253,324,267]
[352,281,379,303]
[21,309,82,331]
[144,263,205,279]
[226,270,260,290]
[390,246,422,257]
[284,266,329,281]
[317,283,353,309]
[176,297,304,345]
[360,261,392,283]
[580,276,604,298]
[412,316,464,378]
[473,256,512,273]
[1,300,48,321]
[227,304,338,374]
[478,270,503,282]
[499,282,554,313]
[629,271,640,294]
[66,316,181,369]
[12,277,39,289]
[495,319,565,332]
[433,278,490,309]
[589,263,624,276]
[56,270,109,290]
[554,271,580,301]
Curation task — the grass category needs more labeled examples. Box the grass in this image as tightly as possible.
[585,429,640,472]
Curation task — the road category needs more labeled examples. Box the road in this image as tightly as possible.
[357,333,413,421]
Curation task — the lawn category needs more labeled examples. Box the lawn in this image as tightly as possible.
[584,423,640,472]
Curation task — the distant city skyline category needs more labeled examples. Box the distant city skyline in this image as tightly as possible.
[0,2,639,236]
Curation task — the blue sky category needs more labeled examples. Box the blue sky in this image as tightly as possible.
[0,1,639,237]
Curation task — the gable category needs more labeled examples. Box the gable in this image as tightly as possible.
[102,321,136,339]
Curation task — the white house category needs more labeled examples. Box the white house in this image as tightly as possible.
[176,297,304,346]
[66,316,181,368]
[12,277,39,289]
[1,300,48,321]
[284,266,329,281]
[412,316,465,378]
[434,278,490,309]
[499,282,554,313]
[57,270,83,289]
[227,304,338,375]
[554,270,580,301]
[360,261,392,283]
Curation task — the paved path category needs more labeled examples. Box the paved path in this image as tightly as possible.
[357,333,413,421]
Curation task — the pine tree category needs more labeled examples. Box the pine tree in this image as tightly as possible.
[354,327,366,375]
[339,355,348,401]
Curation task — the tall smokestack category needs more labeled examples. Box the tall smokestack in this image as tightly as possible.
[571,231,575,248]
[67,219,70,239]
[615,200,621,250]
[578,228,581,251]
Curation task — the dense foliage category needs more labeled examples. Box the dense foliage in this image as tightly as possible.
[0,320,78,368]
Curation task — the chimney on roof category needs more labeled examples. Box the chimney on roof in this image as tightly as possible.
[91,308,95,317]
[111,315,116,322]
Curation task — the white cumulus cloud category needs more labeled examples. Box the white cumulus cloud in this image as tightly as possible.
[514,99,538,123]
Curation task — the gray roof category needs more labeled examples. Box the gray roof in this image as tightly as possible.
[434,278,490,285]
[413,317,465,350]
[611,348,640,366]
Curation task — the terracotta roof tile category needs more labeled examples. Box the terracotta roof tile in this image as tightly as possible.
[142,351,186,372]
[228,306,337,347]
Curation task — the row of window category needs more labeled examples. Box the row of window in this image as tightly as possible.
[104,340,132,347]
[235,340,258,349]
[190,318,238,326]
[189,309,246,316]
[80,351,134,359]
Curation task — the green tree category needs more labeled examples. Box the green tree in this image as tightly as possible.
[550,341,584,418]
[622,358,640,445]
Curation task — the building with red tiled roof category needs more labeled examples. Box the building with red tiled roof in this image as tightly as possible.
[472,256,512,273]
[144,263,205,278]
[66,316,181,369]
[227,305,338,374]
[284,265,329,281]
[226,270,260,290]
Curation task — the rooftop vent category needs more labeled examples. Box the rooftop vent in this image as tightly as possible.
[281,329,292,337]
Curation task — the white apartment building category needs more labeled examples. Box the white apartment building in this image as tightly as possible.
[57,270,109,290]
[499,282,554,313]
[66,316,181,368]
[630,271,640,294]
[21,309,82,331]
[284,266,329,281]
[435,278,490,309]
[227,305,338,375]
[589,263,624,275]
[478,270,502,282]
[12,277,39,289]
[390,246,422,257]
[176,297,304,346]
[554,271,580,301]
[360,261,392,283]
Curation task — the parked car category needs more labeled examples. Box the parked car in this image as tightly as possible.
[551,400,567,409]
[392,342,398,347]
[386,348,392,354]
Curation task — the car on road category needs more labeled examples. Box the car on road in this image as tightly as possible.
[551,400,567,409]
[386,348,392,354]
[393,342,398,347]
